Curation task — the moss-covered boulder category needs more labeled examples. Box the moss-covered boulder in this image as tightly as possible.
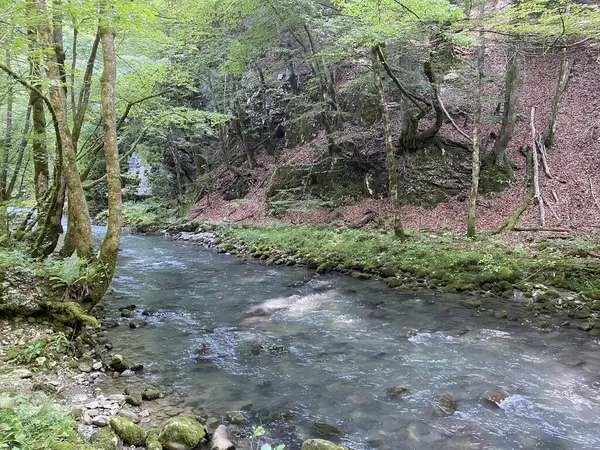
[146,430,164,450]
[226,410,247,425]
[142,386,161,401]
[461,299,482,309]
[568,307,591,319]
[312,422,340,436]
[90,427,121,450]
[158,416,206,450]
[301,439,348,450]
[109,354,129,372]
[109,415,146,446]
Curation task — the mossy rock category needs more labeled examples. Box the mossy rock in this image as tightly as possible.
[384,277,402,288]
[536,320,550,328]
[312,422,341,436]
[129,318,148,329]
[583,290,600,301]
[590,327,600,336]
[142,386,161,401]
[226,410,247,425]
[263,411,295,423]
[568,308,591,319]
[146,430,163,450]
[495,310,508,319]
[316,263,333,274]
[590,301,600,311]
[479,155,514,194]
[545,290,560,299]
[461,299,482,309]
[90,427,121,450]
[351,272,372,280]
[109,416,146,446]
[496,267,516,281]
[158,416,206,450]
[301,439,348,450]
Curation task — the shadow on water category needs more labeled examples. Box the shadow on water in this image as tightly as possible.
[101,229,600,450]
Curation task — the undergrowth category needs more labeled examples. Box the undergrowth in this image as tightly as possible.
[221,224,600,292]
[0,394,85,450]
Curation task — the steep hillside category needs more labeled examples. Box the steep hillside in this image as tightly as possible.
[189,43,600,239]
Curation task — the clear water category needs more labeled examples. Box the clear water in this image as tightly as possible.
[102,229,600,450]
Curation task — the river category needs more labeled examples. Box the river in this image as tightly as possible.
[102,229,600,450]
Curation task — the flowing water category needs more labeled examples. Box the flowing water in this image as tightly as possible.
[102,229,600,450]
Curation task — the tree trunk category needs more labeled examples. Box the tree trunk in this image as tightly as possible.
[1,49,13,201]
[34,0,92,258]
[491,46,522,174]
[373,46,405,240]
[6,105,32,199]
[467,32,485,238]
[544,49,571,148]
[29,39,50,202]
[93,6,122,302]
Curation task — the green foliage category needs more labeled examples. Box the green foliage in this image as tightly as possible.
[221,224,600,293]
[12,339,48,365]
[251,426,285,450]
[0,395,79,450]
[41,256,98,295]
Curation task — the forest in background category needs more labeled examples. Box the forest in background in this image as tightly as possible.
[0,0,599,304]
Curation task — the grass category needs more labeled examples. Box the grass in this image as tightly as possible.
[0,394,90,450]
[217,223,600,293]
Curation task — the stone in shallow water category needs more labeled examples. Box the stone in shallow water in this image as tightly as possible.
[226,410,247,425]
[386,386,409,398]
[480,391,508,407]
[158,416,206,450]
[434,394,458,417]
[118,407,140,424]
[109,415,146,446]
[302,439,347,450]
[312,422,341,436]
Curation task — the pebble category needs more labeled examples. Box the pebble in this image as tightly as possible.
[79,363,92,373]
[139,409,150,418]
[86,401,100,409]
[92,362,103,370]
[92,415,109,427]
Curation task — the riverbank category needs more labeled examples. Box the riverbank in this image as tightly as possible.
[167,220,600,336]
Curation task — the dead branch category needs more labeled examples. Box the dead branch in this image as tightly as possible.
[590,177,600,212]
[542,196,559,221]
[531,107,545,227]
[513,227,569,232]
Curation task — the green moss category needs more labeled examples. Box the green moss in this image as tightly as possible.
[90,427,121,450]
[568,308,591,320]
[109,415,146,446]
[536,320,550,328]
[158,417,206,449]
[479,155,514,194]
[461,299,482,309]
[43,301,98,327]
[302,439,348,450]
[584,290,600,300]
[590,327,600,336]
[146,430,163,450]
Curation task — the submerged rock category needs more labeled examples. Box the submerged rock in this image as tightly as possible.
[125,391,143,407]
[460,299,482,309]
[210,425,236,450]
[480,391,508,407]
[312,422,340,436]
[129,319,148,329]
[142,386,161,401]
[434,394,458,417]
[386,386,409,398]
[109,415,146,446]
[226,410,247,425]
[158,416,206,450]
[301,439,347,450]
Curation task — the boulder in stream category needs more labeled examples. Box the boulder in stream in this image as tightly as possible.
[210,424,236,450]
[386,386,409,398]
[312,422,341,436]
[90,427,121,450]
[109,415,147,446]
[226,410,247,425]
[480,391,508,407]
[434,394,458,417]
[142,386,161,401]
[109,354,130,372]
[301,439,348,450]
[158,416,206,450]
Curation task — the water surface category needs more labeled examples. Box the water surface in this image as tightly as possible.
[103,230,600,450]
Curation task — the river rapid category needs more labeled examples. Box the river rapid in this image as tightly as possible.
[102,230,600,450]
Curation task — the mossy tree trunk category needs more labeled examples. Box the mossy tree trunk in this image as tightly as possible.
[373,45,405,240]
[544,49,571,148]
[92,5,122,302]
[467,28,485,238]
[34,0,93,259]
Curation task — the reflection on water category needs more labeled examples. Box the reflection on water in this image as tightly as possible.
[103,230,600,450]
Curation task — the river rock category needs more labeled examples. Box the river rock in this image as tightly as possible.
[158,416,206,450]
[92,415,110,427]
[312,422,340,436]
[118,407,140,423]
[90,427,122,450]
[129,319,148,329]
[480,391,508,407]
[110,354,130,372]
[210,425,236,450]
[13,368,32,379]
[79,362,93,373]
[109,415,146,446]
[142,386,161,401]
[434,394,458,417]
[386,386,409,398]
[301,439,347,450]
[125,391,143,407]
[146,430,163,450]
[226,410,247,425]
